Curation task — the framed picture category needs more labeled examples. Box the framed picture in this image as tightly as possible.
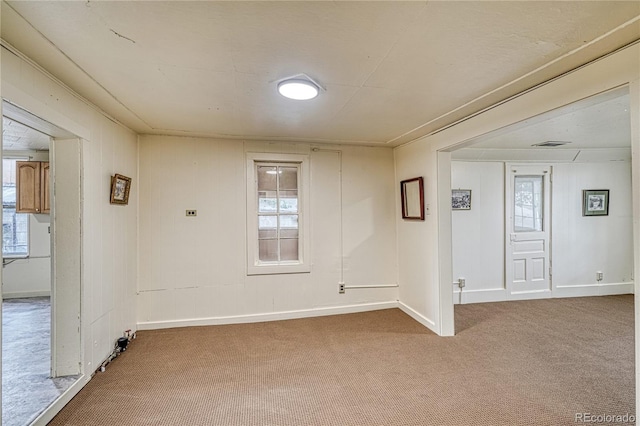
[452,189,472,210]
[582,189,609,216]
[400,177,424,220]
[110,174,132,205]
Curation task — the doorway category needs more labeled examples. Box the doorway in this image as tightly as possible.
[448,87,633,307]
[1,103,82,426]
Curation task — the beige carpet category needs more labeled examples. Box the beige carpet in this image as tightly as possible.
[50,295,634,425]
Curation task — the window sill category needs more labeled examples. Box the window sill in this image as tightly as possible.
[247,262,311,276]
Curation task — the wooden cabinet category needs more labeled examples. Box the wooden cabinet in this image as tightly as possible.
[16,161,50,214]
[41,162,50,213]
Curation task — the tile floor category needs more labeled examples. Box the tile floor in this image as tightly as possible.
[2,298,78,426]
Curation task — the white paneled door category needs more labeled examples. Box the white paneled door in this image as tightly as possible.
[505,164,551,299]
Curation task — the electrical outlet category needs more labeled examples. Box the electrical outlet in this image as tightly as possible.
[458,278,466,288]
[186,210,197,217]
[338,283,345,294]
[596,271,603,282]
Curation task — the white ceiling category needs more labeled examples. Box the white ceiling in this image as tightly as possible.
[2,1,640,147]
[452,87,632,162]
[2,117,50,151]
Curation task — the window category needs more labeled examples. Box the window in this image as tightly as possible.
[514,175,543,232]
[3,159,29,257]
[247,153,310,275]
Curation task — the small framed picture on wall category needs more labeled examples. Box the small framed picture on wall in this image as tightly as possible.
[110,174,132,205]
[582,189,609,216]
[452,189,472,211]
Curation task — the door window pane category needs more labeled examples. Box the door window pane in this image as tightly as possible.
[514,176,543,232]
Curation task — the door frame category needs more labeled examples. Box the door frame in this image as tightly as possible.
[1,103,82,377]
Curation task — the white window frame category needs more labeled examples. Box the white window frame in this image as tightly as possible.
[246,152,310,275]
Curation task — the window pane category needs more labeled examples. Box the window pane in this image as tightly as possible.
[279,215,298,229]
[257,166,277,191]
[280,228,298,239]
[259,239,278,261]
[3,208,28,256]
[514,176,543,232]
[258,215,277,230]
[258,229,277,239]
[2,159,17,186]
[279,194,298,213]
[3,185,16,206]
[280,238,299,261]
[258,193,277,213]
[279,167,297,190]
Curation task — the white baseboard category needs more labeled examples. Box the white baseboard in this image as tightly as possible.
[32,374,90,426]
[553,282,634,298]
[453,288,506,304]
[398,301,438,335]
[3,290,51,299]
[509,289,553,301]
[452,282,633,304]
[137,301,399,330]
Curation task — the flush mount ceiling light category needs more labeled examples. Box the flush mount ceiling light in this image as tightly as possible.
[276,74,323,100]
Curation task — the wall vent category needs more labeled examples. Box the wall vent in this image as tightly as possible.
[532,141,571,147]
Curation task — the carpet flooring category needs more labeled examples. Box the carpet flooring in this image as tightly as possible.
[49,295,634,425]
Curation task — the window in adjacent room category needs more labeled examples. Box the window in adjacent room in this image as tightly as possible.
[246,153,310,275]
[3,158,29,257]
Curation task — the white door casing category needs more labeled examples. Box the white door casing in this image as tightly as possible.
[505,164,551,300]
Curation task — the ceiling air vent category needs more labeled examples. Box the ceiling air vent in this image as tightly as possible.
[532,141,571,147]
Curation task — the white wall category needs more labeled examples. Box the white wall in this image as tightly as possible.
[451,161,504,303]
[137,136,398,328]
[1,44,138,380]
[395,142,442,333]
[2,213,50,298]
[552,162,634,295]
[451,160,633,303]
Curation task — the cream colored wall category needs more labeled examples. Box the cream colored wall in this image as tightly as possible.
[553,161,634,295]
[450,161,504,303]
[394,142,440,333]
[1,46,138,376]
[137,136,398,328]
